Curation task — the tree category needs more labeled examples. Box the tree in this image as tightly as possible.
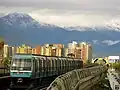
[112,63,120,71]
[86,59,91,64]
[0,38,4,49]
[3,57,11,68]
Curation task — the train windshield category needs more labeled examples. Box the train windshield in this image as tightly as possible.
[11,58,32,71]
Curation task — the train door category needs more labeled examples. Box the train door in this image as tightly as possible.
[32,58,38,78]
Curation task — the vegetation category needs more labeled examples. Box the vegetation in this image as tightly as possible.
[0,38,4,48]
[3,57,11,68]
[0,38,4,43]
[112,63,120,71]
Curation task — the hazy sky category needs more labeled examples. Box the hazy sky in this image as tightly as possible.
[0,0,120,27]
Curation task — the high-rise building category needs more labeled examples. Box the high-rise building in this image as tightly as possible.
[64,48,69,57]
[41,44,64,57]
[45,46,52,56]
[32,48,36,54]
[56,48,63,57]
[4,44,15,58]
[51,47,56,56]
[67,41,82,58]
[79,42,92,63]
[15,44,32,54]
[0,41,4,66]
[41,46,46,55]
[35,46,41,55]
[75,47,81,59]
[4,44,9,57]
[86,44,92,62]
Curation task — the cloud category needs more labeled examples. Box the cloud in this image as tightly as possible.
[92,40,99,44]
[0,0,120,26]
[101,40,120,46]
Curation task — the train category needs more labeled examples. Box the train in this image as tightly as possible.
[10,54,83,89]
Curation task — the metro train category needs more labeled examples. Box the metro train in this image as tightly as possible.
[10,54,83,89]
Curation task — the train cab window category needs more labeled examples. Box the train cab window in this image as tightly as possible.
[11,58,32,71]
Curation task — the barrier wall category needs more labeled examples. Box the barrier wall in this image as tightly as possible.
[47,65,108,90]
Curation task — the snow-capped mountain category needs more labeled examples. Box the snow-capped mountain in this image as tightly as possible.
[65,24,120,32]
[1,12,120,56]
[1,12,58,28]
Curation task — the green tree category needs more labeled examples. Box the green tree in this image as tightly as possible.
[86,60,91,64]
[3,57,11,68]
[112,63,120,71]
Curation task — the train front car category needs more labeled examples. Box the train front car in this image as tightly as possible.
[10,54,33,89]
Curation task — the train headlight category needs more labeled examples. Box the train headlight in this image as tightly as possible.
[17,78,23,83]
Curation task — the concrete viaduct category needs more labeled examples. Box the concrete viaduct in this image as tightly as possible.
[47,65,108,90]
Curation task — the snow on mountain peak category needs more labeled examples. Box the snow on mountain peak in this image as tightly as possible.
[64,26,98,31]
[5,12,31,19]
[1,12,120,32]
[0,12,60,29]
[106,20,120,32]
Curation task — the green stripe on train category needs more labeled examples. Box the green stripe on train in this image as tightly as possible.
[10,72,32,77]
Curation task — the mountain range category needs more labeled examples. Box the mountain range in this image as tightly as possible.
[0,12,120,56]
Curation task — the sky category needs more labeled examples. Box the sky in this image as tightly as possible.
[0,0,120,27]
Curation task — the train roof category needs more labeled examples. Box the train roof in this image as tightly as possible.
[13,54,82,60]
[13,54,33,59]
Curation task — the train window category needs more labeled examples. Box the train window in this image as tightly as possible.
[59,59,61,69]
[45,59,48,73]
[55,59,57,71]
[11,58,32,71]
[65,59,67,69]
[61,59,63,71]
[53,59,56,71]
[37,58,40,72]
[56,59,58,72]
[48,59,50,72]
[49,59,51,72]
[63,59,65,69]
[39,58,42,72]
[35,59,38,72]
[51,59,54,71]
[41,58,45,72]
